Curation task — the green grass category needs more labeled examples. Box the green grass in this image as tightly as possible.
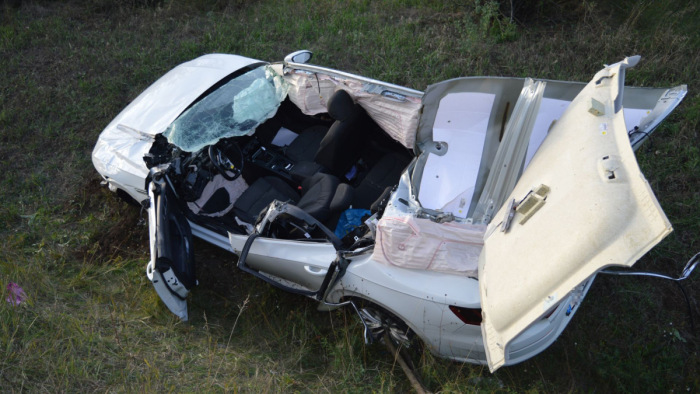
[1,0,698,391]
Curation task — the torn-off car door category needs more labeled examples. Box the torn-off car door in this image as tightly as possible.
[146,168,197,321]
[229,201,343,298]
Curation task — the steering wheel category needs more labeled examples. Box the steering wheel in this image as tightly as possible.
[208,142,243,181]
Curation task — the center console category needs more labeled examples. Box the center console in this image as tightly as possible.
[243,139,295,181]
[243,137,323,184]
[253,146,294,173]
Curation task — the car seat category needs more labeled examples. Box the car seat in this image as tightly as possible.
[352,151,411,209]
[233,173,353,224]
[314,89,372,177]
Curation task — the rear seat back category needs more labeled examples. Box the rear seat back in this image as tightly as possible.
[352,151,411,209]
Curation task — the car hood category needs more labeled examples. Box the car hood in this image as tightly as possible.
[92,54,261,200]
[104,54,260,137]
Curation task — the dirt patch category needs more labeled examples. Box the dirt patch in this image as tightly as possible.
[92,206,145,258]
[70,178,148,263]
[193,240,246,298]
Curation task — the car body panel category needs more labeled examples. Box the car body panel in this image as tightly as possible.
[229,233,336,291]
[477,58,673,371]
[353,161,593,365]
[146,175,196,320]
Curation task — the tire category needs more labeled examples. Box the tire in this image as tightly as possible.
[354,300,430,391]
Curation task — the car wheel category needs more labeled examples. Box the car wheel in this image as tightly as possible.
[357,302,425,359]
[359,304,413,347]
[356,301,430,391]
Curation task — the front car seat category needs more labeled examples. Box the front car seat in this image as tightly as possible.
[314,90,372,177]
[233,173,353,225]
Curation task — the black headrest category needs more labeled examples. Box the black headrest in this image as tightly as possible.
[327,90,359,121]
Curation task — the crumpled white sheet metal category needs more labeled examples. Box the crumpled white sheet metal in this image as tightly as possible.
[91,123,153,198]
[371,215,485,276]
[103,54,258,138]
[418,92,494,217]
[478,57,673,372]
[146,183,189,321]
[284,70,421,149]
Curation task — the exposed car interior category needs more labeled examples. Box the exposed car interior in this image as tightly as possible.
[145,88,413,243]
[142,61,682,253]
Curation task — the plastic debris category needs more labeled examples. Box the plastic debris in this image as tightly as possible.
[6,282,26,306]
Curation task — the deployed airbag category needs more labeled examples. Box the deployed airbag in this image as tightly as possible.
[284,70,421,149]
[372,216,485,276]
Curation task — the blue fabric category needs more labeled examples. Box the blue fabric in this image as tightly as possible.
[344,164,358,181]
[334,208,371,238]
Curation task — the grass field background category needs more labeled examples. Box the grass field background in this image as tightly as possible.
[1,0,698,391]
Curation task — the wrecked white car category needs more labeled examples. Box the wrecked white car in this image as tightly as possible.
[92,51,686,371]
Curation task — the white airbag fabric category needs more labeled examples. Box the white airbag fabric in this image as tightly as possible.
[164,66,288,152]
[372,216,485,276]
[187,175,248,217]
[284,70,420,149]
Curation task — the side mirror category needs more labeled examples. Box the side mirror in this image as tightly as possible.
[284,50,313,64]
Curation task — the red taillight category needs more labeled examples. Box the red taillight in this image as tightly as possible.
[449,305,483,325]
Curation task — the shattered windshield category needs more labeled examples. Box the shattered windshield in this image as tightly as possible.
[163,65,289,152]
